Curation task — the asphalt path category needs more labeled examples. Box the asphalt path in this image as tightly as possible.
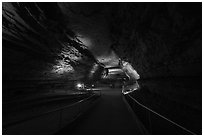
[58,88,144,135]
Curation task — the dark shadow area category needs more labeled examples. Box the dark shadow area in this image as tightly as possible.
[125,76,201,134]
[2,2,202,135]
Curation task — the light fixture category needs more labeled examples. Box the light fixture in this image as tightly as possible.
[77,83,82,88]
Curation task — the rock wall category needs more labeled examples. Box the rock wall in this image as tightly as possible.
[2,2,100,99]
[109,3,202,78]
[3,2,98,81]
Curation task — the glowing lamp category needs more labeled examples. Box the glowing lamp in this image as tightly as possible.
[77,83,83,88]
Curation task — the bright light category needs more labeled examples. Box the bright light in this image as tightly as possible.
[76,83,84,90]
[108,68,123,74]
[77,83,83,88]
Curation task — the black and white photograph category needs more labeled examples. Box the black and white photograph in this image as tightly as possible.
[2,1,202,135]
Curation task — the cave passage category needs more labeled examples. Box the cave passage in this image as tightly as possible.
[2,2,202,135]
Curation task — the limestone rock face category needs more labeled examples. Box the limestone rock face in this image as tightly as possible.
[3,2,98,81]
[2,3,202,99]
[2,3,101,99]
[109,3,201,78]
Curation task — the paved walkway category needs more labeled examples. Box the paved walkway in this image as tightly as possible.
[58,88,144,135]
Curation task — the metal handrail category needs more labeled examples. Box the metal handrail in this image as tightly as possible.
[126,94,196,135]
[3,93,98,128]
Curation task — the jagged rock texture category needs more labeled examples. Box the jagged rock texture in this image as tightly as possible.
[109,3,201,78]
